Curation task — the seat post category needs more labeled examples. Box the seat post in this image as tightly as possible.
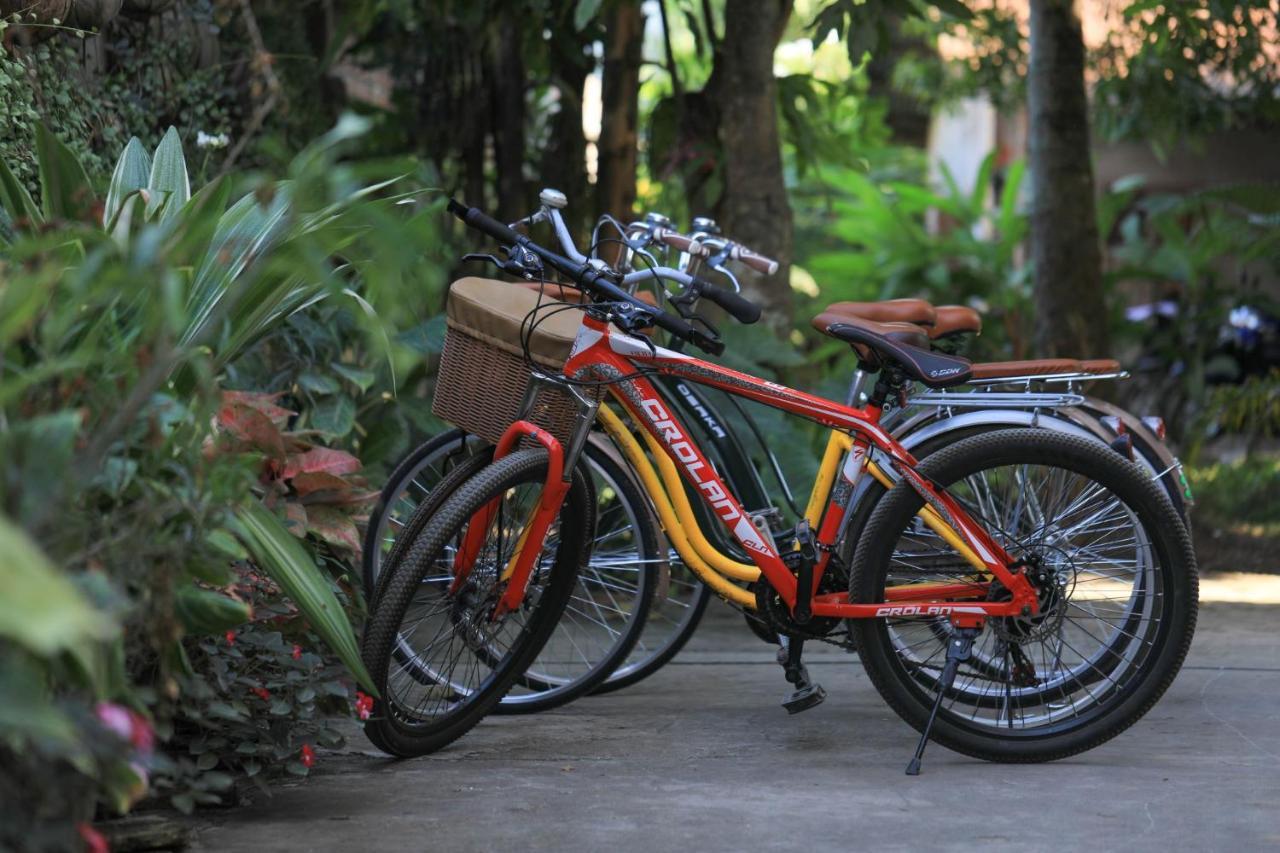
[845,368,869,407]
[866,366,906,409]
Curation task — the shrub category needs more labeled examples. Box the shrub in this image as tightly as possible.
[0,117,433,841]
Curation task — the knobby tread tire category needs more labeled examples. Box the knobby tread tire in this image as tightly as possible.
[361,449,590,757]
[500,443,659,713]
[362,429,488,602]
[850,429,1198,764]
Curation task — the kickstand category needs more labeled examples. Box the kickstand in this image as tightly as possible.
[905,627,979,776]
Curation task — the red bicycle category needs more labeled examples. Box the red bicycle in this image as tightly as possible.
[361,199,1197,773]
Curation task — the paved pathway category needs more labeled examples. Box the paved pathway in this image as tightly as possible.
[194,599,1280,852]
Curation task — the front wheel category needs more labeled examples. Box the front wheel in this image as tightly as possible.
[362,449,592,757]
[850,429,1198,764]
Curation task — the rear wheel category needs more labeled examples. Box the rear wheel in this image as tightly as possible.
[850,430,1197,763]
[361,449,591,756]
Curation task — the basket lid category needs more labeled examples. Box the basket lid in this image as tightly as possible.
[445,277,583,368]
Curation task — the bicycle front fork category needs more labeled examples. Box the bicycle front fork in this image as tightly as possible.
[452,374,600,617]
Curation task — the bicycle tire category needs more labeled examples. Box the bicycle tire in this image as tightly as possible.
[500,444,658,712]
[361,449,591,757]
[850,429,1197,763]
[362,429,488,598]
[367,429,709,699]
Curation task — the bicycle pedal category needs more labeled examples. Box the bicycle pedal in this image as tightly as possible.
[782,683,826,715]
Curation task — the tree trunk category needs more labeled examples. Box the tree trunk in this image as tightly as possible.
[1027,0,1108,357]
[712,0,794,326]
[865,14,930,147]
[489,18,527,222]
[596,0,643,222]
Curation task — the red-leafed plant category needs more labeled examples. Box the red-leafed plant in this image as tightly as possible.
[209,391,379,560]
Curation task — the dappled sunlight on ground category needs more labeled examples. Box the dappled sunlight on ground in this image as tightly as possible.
[1199,572,1280,604]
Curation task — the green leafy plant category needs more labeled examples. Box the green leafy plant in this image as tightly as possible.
[1187,454,1280,530]
[1092,0,1280,151]
[155,565,358,813]
[794,151,1030,359]
[0,117,426,837]
[1107,186,1280,437]
[0,121,383,685]
[212,391,379,557]
[0,40,119,200]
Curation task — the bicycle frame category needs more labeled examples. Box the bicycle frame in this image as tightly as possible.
[476,314,1044,626]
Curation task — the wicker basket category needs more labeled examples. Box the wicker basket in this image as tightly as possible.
[432,278,600,447]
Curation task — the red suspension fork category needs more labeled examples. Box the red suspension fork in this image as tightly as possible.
[449,421,570,618]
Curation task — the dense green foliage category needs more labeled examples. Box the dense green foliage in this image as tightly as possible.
[0,119,445,843]
[0,0,1276,844]
[892,0,1280,151]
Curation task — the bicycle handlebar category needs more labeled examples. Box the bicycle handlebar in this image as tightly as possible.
[453,200,522,246]
[448,199,725,355]
[652,227,701,255]
[699,279,763,324]
[732,246,780,276]
[698,237,780,276]
[621,267,761,325]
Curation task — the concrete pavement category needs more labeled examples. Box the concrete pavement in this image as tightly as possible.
[193,599,1280,852]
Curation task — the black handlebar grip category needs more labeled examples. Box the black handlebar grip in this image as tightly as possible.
[447,198,521,246]
[696,278,762,325]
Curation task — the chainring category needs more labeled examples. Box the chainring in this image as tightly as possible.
[753,576,842,640]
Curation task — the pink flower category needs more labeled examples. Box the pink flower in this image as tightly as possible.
[77,822,109,853]
[225,630,236,646]
[300,743,315,769]
[94,702,132,742]
[94,702,155,755]
[354,691,373,721]
[292,644,302,661]
[251,686,271,701]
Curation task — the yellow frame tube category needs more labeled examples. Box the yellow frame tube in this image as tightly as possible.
[595,402,989,607]
[631,426,763,582]
[865,461,988,573]
[596,405,757,607]
[804,431,852,527]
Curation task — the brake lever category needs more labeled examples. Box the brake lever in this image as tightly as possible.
[689,328,725,356]
[688,312,721,341]
[667,280,702,318]
[461,252,505,268]
[460,251,541,279]
[710,262,742,294]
